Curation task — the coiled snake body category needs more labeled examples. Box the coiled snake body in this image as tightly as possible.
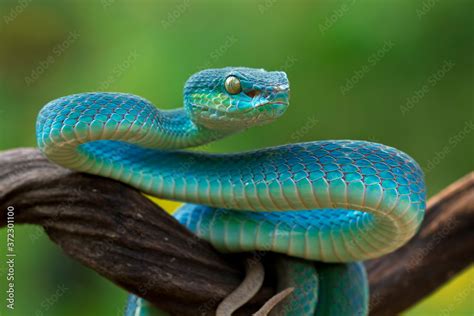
[36,67,426,315]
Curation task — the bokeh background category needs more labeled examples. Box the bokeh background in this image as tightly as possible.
[0,0,473,315]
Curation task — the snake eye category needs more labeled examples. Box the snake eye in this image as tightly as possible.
[224,76,242,95]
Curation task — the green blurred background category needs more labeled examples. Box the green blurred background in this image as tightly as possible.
[0,0,473,315]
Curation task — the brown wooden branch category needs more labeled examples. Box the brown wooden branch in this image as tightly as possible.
[0,148,273,315]
[0,148,472,315]
[365,172,474,315]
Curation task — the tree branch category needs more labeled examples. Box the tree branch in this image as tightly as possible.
[366,172,474,315]
[0,148,472,315]
[0,148,273,315]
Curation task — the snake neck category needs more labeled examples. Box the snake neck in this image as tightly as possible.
[158,108,237,149]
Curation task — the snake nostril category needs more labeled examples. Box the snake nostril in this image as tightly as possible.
[274,84,289,92]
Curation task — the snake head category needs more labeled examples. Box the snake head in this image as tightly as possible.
[184,67,289,131]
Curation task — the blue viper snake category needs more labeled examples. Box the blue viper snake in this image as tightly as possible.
[36,67,426,315]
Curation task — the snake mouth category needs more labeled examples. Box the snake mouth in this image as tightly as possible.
[191,90,289,122]
[267,101,288,105]
[191,101,287,129]
[243,88,290,113]
[193,100,288,118]
[245,99,288,113]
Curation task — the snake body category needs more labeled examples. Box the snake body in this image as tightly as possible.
[36,67,426,315]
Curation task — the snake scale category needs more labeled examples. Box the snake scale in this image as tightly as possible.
[36,67,426,316]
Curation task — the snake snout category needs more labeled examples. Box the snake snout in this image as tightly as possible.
[274,83,289,92]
